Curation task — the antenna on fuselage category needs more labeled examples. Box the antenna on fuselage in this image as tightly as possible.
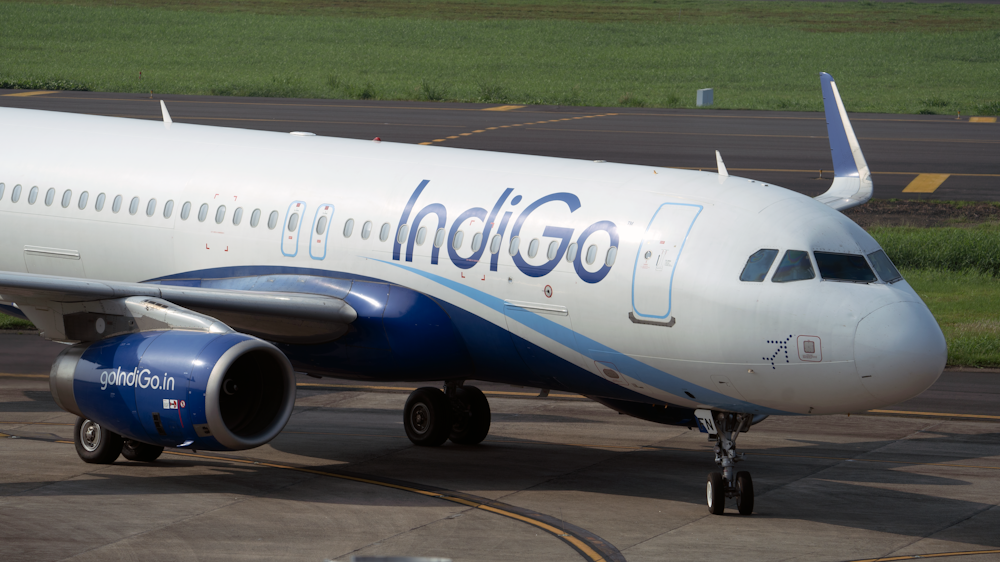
[715,150,729,177]
[160,100,173,128]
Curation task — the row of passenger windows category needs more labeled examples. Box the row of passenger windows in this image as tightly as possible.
[1,182,618,267]
[740,248,902,284]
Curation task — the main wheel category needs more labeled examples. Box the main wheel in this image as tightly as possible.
[449,386,491,445]
[707,472,726,515]
[122,439,164,462]
[736,471,754,515]
[74,418,123,464]
[404,387,453,447]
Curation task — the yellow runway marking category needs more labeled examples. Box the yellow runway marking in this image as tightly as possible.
[418,142,433,145]
[672,167,1000,178]
[868,408,1000,421]
[848,548,1000,562]
[482,105,524,112]
[422,113,616,146]
[3,91,58,97]
[969,116,996,123]
[903,173,951,193]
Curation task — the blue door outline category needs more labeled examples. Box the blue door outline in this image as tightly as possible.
[309,203,335,260]
[281,200,307,258]
[630,202,703,320]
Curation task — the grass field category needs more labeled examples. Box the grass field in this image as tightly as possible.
[1,1,998,114]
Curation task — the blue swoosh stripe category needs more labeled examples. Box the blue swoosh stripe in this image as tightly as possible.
[373,259,792,415]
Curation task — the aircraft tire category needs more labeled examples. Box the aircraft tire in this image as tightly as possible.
[449,386,491,445]
[74,417,124,464]
[404,387,453,447]
[707,472,726,515]
[122,439,165,462]
[736,471,754,515]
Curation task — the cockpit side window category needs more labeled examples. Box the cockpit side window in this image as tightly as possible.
[868,250,902,283]
[814,252,877,283]
[740,249,778,282]
[772,250,815,283]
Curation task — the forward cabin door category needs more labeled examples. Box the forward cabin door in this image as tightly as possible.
[630,203,702,324]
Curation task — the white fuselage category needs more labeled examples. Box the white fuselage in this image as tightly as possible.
[0,108,947,416]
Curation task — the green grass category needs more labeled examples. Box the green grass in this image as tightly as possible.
[0,313,35,330]
[869,224,1000,276]
[1,2,998,114]
[900,269,1000,369]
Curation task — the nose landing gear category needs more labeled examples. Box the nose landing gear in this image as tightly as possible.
[696,410,755,515]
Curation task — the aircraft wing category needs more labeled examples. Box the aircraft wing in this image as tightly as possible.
[0,270,357,344]
[814,72,873,211]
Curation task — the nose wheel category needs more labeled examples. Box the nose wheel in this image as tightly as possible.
[696,410,755,515]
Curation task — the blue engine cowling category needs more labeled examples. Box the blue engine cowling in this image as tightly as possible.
[49,330,296,451]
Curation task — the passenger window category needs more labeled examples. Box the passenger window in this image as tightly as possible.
[868,250,902,283]
[472,232,483,252]
[585,245,598,265]
[78,191,89,210]
[232,207,243,225]
[163,200,174,219]
[772,250,815,283]
[547,241,559,261]
[0,183,4,200]
[416,226,427,245]
[397,224,409,244]
[606,246,618,267]
[452,230,464,250]
[215,205,226,224]
[287,212,300,232]
[740,249,778,282]
[361,221,372,240]
[45,188,55,206]
[379,223,390,242]
[180,202,191,220]
[146,198,157,217]
[250,209,261,227]
[61,189,72,208]
[112,195,123,213]
[527,239,539,258]
[814,252,877,283]
[566,242,578,262]
[490,234,502,254]
[198,203,209,222]
[344,218,355,237]
[267,210,279,230]
[129,197,140,215]
[509,236,520,256]
[316,215,328,235]
[28,186,39,205]
[434,228,445,248]
[95,193,106,211]
[11,184,21,203]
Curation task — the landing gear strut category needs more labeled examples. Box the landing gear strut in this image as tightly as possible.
[696,410,755,515]
[403,382,491,447]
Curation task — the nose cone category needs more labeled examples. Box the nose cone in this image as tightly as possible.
[855,302,946,405]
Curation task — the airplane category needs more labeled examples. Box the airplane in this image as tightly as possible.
[0,73,946,516]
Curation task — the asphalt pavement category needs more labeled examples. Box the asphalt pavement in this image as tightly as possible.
[2,89,997,201]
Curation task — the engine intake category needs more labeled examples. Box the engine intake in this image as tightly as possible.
[50,330,296,451]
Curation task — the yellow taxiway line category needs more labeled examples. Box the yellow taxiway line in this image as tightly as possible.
[2,91,58,97]
[902,173,951,193]
[847,548,1000,561]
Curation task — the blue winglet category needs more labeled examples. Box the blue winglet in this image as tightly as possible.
[820,72,858,178]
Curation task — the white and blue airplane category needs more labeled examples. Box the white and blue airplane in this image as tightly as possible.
[0,73,946,515]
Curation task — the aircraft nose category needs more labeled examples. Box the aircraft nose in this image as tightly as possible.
[855,301,946,405]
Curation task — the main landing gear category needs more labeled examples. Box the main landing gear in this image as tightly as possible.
[696,410,755,516]
[73,418,164,464]
[403,382,491,447]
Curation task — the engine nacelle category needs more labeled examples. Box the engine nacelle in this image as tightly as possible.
[50,330,296,451]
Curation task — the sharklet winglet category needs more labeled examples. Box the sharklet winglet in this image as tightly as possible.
[814,72,872,212]
[715,150,728,177]
[160,100,173,127]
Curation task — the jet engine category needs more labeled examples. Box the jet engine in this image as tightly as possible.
[50,330,296,451]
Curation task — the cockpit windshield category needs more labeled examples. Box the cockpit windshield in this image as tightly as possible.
[772,250,815,283]
[740,249,778,282]
[814,252,877,283]
[867,250,903,283]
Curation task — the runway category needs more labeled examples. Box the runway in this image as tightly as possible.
[2,333,1000,562]
[1,89,997,202]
